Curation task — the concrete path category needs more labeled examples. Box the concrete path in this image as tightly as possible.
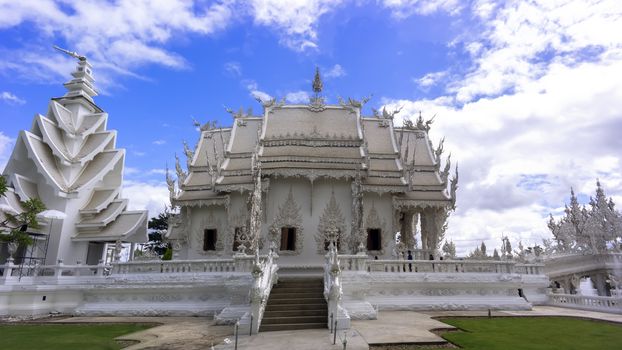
[352,311,453,346]
[217,328,368,350]
[47,316,233,350]
[22,306,622,349]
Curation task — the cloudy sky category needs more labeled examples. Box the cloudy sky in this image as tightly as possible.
[0,0,620,255]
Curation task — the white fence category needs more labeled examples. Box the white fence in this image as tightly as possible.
[337,255,544,275]
[549,293,622,314]
[0,255,273,285]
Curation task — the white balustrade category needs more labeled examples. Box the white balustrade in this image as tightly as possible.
[111,255,265,275]
[0,259,109,284]
[334,257,544,275]
[0,255,272,285]
[549,293,622,313]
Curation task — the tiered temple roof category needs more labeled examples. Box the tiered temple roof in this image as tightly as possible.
[171,92,456,210]
[1,52,147,245]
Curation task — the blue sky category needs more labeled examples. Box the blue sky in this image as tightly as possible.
[1,0,621,255]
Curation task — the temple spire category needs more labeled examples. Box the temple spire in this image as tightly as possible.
[312,67,323,94]
[308,67,326,111]
[53,45,97,102]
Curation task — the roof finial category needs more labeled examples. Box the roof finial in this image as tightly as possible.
[312,67,323,94]
[54,45,97,101]
[308,67,326,112]
[53,45,86,61]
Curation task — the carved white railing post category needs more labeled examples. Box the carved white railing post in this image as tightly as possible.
[54,259,64,280]
[324,242,351,331]
[248,250,278,334]
[234,253,249,272]
[1,258,16,284]
[96,260,106,276]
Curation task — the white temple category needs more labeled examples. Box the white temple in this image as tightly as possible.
[8,56,611,331]
[0,51,147,267]
[167,69,458,269]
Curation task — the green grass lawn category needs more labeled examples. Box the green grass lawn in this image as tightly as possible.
[0,323,154,350]
[439,316,622,350]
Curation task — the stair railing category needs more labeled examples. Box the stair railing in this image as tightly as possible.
[324,241,351,331]
[249,247,279,334]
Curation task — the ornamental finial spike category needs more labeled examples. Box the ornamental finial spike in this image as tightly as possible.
[53,45,86,61]
[312,67,323,93]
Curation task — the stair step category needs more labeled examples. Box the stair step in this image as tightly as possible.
[265,303,327,312]
[263,309,328,317]
[261,315,327,325]
[274,284,323,289]
[271,286,324,292]
[260,322,327,332]
[268,292,323,300]
[268,298,326,305]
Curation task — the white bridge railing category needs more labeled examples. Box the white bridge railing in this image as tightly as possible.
[549,293,622,314]
[337,255,544,275]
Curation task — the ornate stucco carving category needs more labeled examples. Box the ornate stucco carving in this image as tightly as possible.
[263,169,357,182]
[316,191,348,253]
[350,172,364,253]
[269,187,304,255]
[175,153,187,189]
[227,207,248,253]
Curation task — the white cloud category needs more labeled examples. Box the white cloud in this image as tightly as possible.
[224,61,242,77]
[153,139,166,145]
[325,64,346,78]
[415,70,447,88]
[122,180,170,219]
[0,91,26,105]
[0,132,14,172]
[248,0,344,51]
[381,0,464,18]
[245,80,272,102]
[383,0,622,254]
[449,0,622,103]
[149,169,167,176]
[285,90,310,103]
[0,0,234,88]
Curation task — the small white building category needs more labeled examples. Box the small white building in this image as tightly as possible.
[0,53,147,267]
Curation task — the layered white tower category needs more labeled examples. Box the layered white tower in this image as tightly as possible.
[0,55,147,265]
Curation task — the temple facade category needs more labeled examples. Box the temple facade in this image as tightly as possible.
[168,71,458,267]
[0,53,147,266]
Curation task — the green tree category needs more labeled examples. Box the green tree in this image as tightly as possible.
[0,176,46,258]
[146,208,170,256]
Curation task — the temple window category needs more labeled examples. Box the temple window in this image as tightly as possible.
[280,227,296,251]
[203,229,217,251]
[367,228,382,251]
[232,227,242,252]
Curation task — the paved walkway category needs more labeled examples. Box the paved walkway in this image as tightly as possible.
[25,306,622,349]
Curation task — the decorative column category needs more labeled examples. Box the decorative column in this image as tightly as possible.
[399,210,416,249]
[350,171,364,253]
[592,273,609,296]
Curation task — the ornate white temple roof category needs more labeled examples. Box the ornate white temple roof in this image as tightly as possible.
[174,114,455,208]
[170,74,457,209]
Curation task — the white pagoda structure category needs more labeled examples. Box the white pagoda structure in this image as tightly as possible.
[0,49,147,267]
[168,69,458,268]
